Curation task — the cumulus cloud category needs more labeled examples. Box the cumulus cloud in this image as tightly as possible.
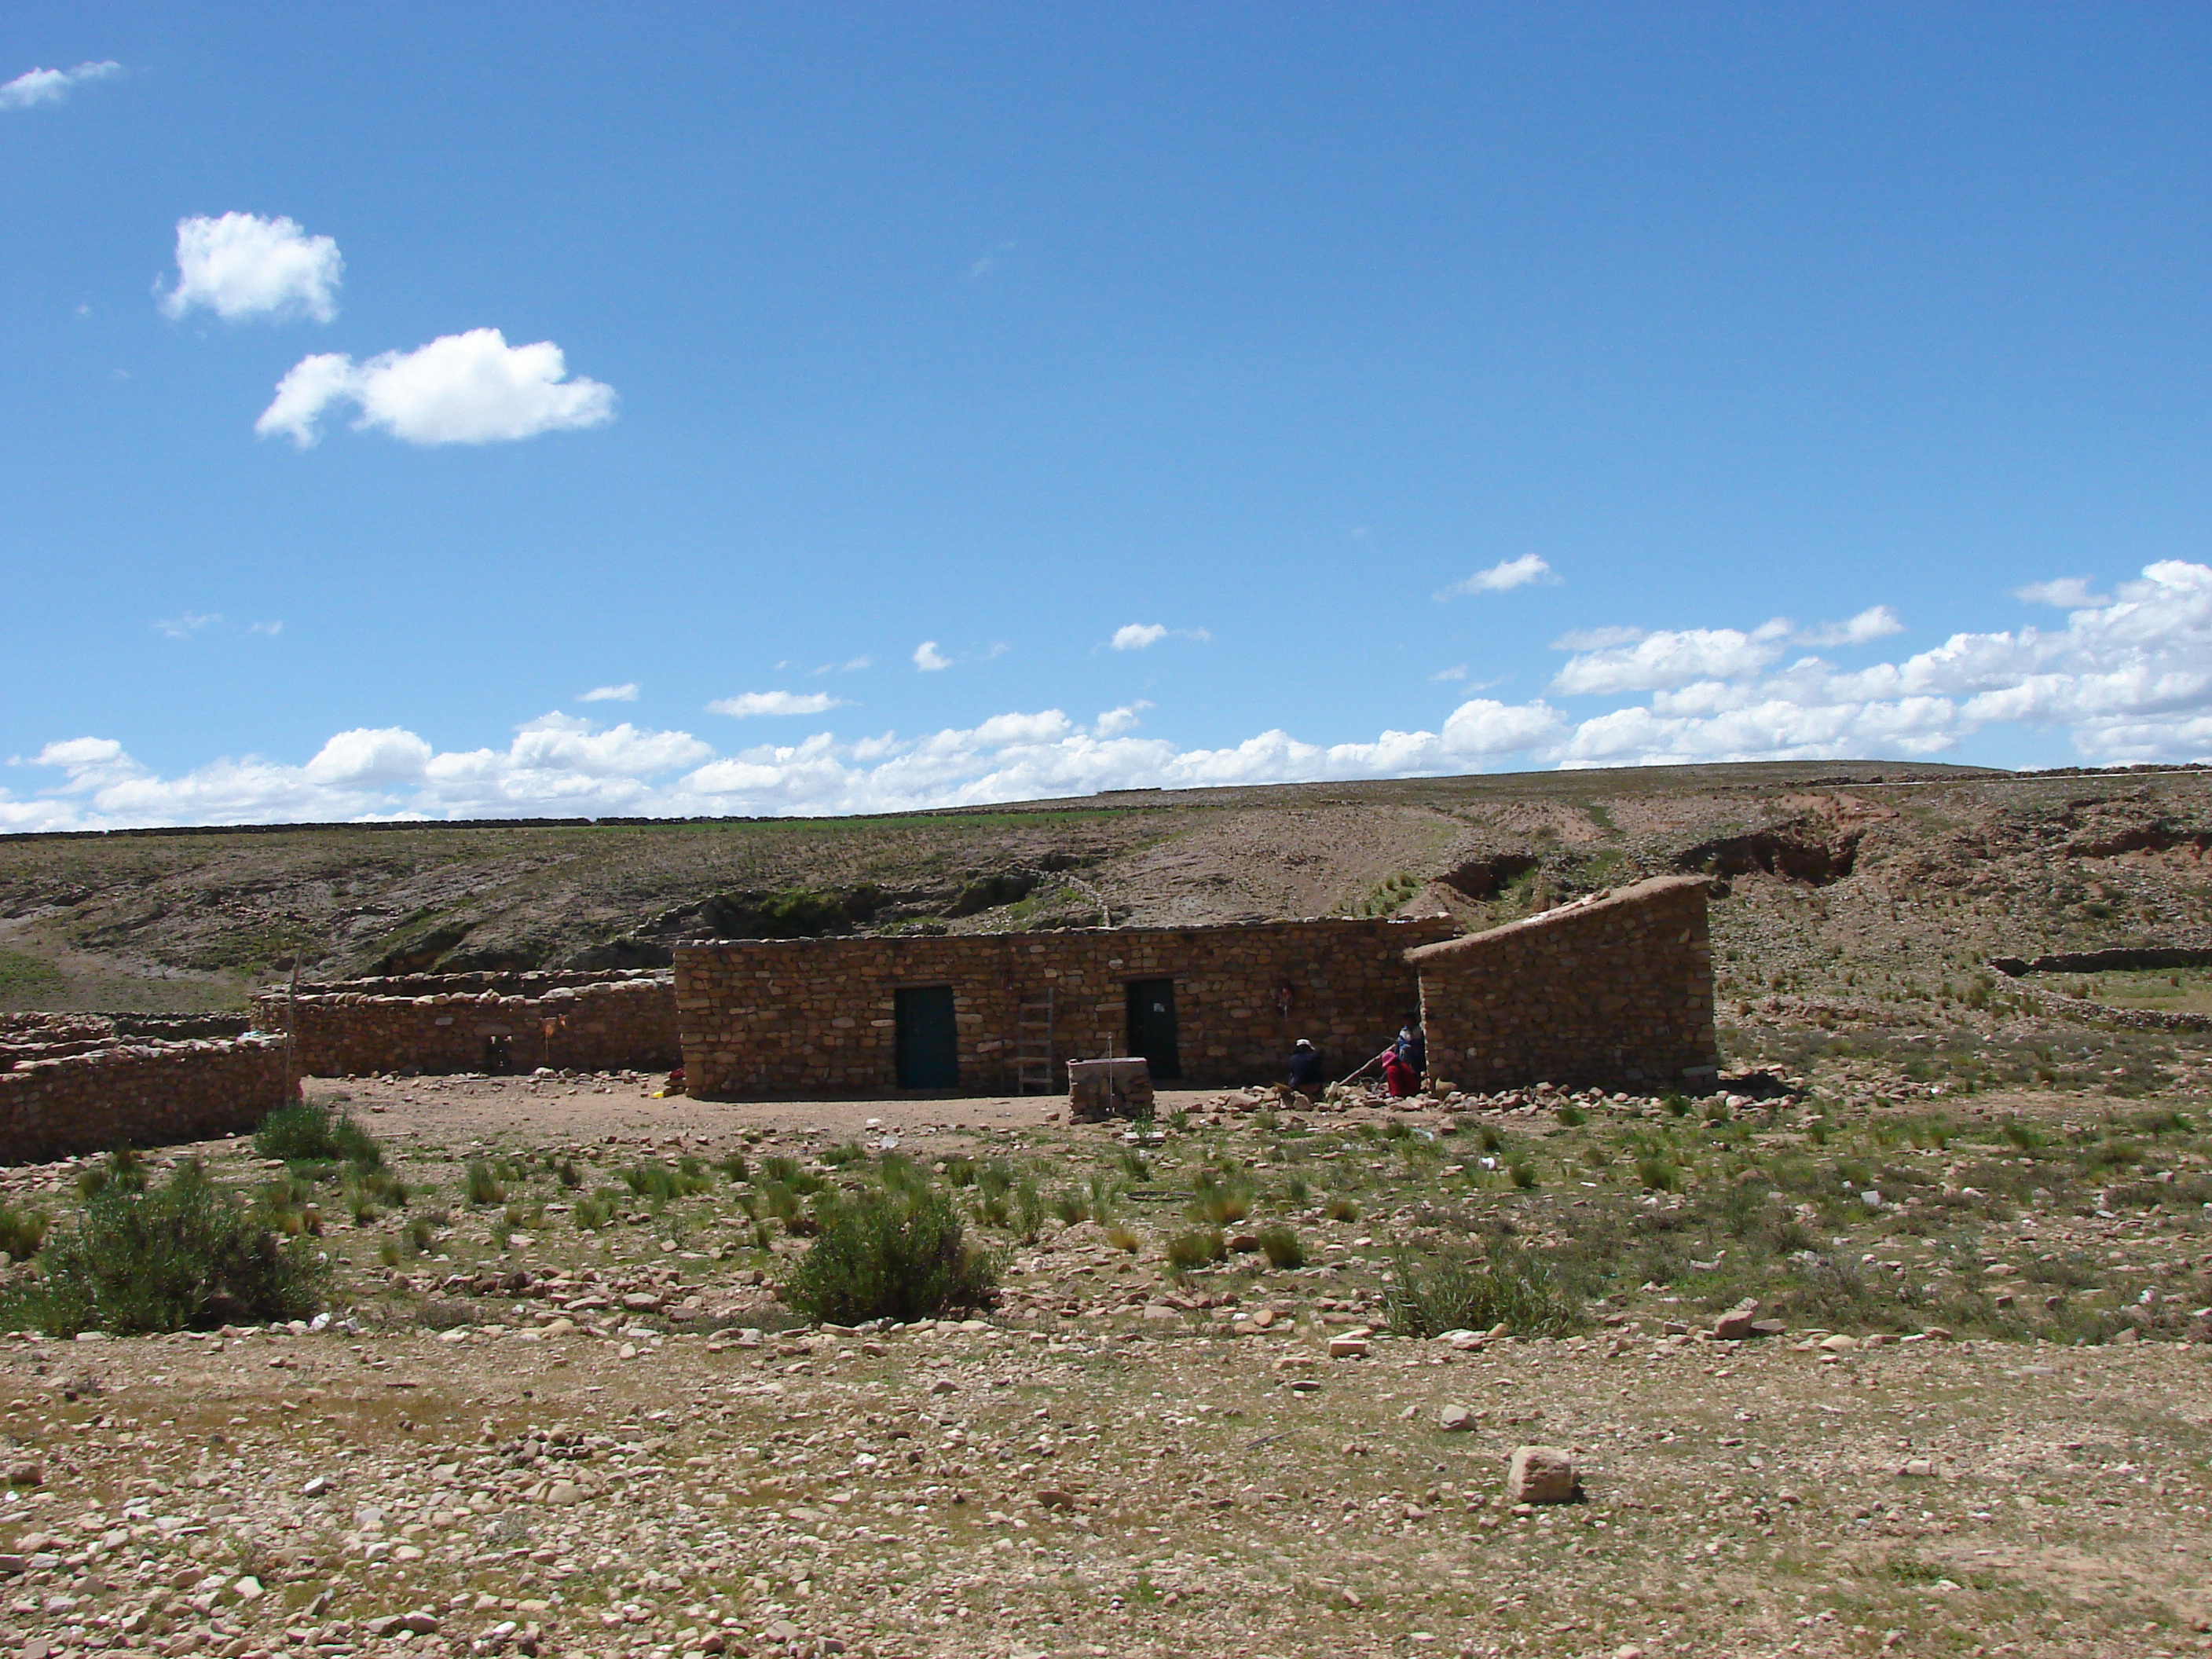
[256,328,616,447]
[912,641,953,672]
[0,61,121,112]
[578,683,639,703]
[1108,623,1209,651]
[16,561,2212,831]
[159,214,342,324]
[706,691,849,718]
[2015,577,2111,610]
[1796,605,1906,647]
[1552,621,1792,694]
[1436,555,1559,600]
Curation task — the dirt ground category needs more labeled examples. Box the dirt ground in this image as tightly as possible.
[2,1056,2211,1659]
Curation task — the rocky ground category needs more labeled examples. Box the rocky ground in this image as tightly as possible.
[1,1033,2210,1659]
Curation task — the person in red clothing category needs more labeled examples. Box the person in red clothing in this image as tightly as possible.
[1379,1047,1418,1097]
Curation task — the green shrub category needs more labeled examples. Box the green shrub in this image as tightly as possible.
[1189,1170,1254,1225]
[1052,1189,1091,1225]
[555,1159,584,1188]
[782,1185,997,1325]
[821,1141,866,1167]
[0,1204,49,1260]
[2001,1119,2045,1152]
[1382,1245,1575,1339]
[1508,1159,1538,1190]
[1661,1092,1691,1119]
[254,1101,383,1170]
[464,1163,507,1206]
[1255,1224,1305,1269]
[621,1161,712,1202]
[0,1162,326,1336]
[940,1155,977,1188]
[1325,1196,1361,1223]
[1166,1229,1226,1270]
[76,1148,148,1202]
[714,1153,749,1183]
[1556,1104,1587,1127]
[1635,1155,1681,1192]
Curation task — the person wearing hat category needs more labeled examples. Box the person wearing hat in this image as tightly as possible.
[1287,1038,1324,1095]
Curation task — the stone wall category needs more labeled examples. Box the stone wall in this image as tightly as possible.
[0,1035,295,1163]
[254,972,679,1078]
[1406,876,1718,1091]
[676,919,1455,1100]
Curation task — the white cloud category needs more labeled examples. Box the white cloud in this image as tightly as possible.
[0,61,121,112]
[706,691,849,718]
[159,214,342,324]
[2014,577,2111,610]
[1552,621,1791,694]
[1111,623,1169,651]
[1551,624,1645,651]
[579,683,639,703]
[256,328,616,447]
[1795,605,1905,646]
[1436,554,1559,600]
[153,611,222,640]
[1094,703,1151,737]
[913,641,953,672]
[17,561,2212,831]
[813,656,871,675]
[248,621,284,637]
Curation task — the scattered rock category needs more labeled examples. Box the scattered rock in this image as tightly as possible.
[1507,1445,1576,1505]
[1438,1404,1475,1432]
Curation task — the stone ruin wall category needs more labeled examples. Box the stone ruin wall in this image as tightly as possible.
[0,1013,295,1163]
[1408,875,1719,1092]
[676,918,1455,1100]
[251,971,679,1078]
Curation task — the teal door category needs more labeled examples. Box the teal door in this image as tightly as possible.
[895,986,960,1089]
[1125,978,1181,1081]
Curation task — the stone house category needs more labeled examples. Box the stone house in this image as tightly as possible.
[674,918,1453,1100]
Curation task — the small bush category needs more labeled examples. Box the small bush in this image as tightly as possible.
[1635,1155,1681,1192]
[1508,1159,1538,1190]
[621,1161,712,1202]
[1052,1189,1091,1225]
[76,1148,148,1202]
[782,1185,997,1325]
[1256,1224,1305,1269]
[1166,1229,1227,1271]
[1106,1223,1142,1254]
[1190,1171,1254,1225]
[255,1101,383,1170]
[1661,1092,1691,1119]
[464,1163,507,1206]
[1556,1104,1587,1127]
[0,1204,49,1260]
[821,1141,866,1167]
[1478,1126,1503,1152]
[1382,1245,1576,1339]
[1325,1196,1361,1223]
[1,1162,326,1336]
[714,1153,749,1184]
[571,1188,620,1231]
[2001,1119,2045,1152]
[555,1159,584,1188]
[941,1156,977,1188]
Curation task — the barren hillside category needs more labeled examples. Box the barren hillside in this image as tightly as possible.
[2,760,2208,1021]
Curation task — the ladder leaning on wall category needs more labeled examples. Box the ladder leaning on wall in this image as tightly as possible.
[1014,990,1055,1093]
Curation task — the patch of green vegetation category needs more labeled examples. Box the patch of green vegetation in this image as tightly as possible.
[0,949,64,993]
[782,1181,998,1324]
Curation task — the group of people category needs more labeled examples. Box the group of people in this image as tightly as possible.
[1287,1014,1426,1099]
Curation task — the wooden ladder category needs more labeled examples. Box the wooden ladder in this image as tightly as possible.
[1014,991,1055,1094]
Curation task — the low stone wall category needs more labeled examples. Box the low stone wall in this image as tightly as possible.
[676,919,1454,1100]
[254,974,679,1077]
[0,1035,295,1163]
[1407,876,1719,1091]
[1991,948,2212,976]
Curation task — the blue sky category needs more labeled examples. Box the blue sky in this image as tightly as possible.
[5,5,2211,827]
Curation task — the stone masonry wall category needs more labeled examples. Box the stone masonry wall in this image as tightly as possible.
[1406,875,1718,1091]
[676,919,1455,1100]
[254,974,679,1078]
[0,1035,295,1163]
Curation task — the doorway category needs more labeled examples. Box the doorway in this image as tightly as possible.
[1125,978,1181,1081]
[894,986,960,1089]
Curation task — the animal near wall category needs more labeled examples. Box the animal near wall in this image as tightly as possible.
[1406,874,1719,1092]
[255,969,679,1077]
[675,918,1455,1100]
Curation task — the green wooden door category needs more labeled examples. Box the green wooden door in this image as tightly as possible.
[895,986,960,1089]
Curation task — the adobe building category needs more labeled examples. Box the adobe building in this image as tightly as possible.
[1405,873,1718,1092]
[674,917,1453,1100]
